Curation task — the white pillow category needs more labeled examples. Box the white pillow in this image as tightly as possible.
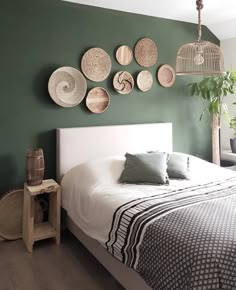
[62,155,125,191]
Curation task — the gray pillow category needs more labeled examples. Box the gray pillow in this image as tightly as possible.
[148,151,190,179]
[167,153,190,179]
[119,152,169,185]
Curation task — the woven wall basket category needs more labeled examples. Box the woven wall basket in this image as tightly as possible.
[86,87,110,113]
[157,64,176,88]
[137,70,153,92]
[81,48,112,82]
[113,71,134,95]
[116,45,133,66]
[48,67,87,107]
[0,189,43,240]
[134,38,158,67]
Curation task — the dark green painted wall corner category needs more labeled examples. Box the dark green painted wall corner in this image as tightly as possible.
[0,0,219,193]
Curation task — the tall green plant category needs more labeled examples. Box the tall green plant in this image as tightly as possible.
[189,71,236,123]
[188,70,236,165]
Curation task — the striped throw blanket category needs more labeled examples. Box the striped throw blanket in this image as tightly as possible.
[106,177,236,289]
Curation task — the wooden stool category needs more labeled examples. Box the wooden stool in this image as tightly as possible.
[23,179,61,252]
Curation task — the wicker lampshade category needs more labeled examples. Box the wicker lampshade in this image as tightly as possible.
[176,0,225,76]
[176,41,225,75]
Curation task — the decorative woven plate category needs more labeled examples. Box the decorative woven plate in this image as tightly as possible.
[86,87,110,113]
[0,189,24,240]
[157,64,176,88]
[116,45,133,65]
[81,48,112,82]
[113,71,134,95]
[137,70,153,92]
[134,38,158,67]
[48,67,87,107]
[0,189,42,240]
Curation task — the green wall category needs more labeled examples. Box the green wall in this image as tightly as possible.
[0,0,218,193]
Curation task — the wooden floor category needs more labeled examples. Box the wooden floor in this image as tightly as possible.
[0,232,124,290]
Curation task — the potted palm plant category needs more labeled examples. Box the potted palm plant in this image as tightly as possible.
[188,70,236,165]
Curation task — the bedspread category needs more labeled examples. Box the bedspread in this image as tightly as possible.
[106,176,236,289]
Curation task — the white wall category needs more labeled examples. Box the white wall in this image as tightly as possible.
[220,38,236,151]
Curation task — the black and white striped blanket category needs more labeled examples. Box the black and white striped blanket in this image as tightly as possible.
[106,177,236,289]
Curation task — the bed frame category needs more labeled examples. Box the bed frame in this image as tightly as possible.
[57,123,172,290]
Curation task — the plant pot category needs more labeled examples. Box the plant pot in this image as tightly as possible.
[230,138,236,153]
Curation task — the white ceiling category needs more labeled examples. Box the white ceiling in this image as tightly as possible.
[63,0,236,40]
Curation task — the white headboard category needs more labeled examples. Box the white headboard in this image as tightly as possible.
[56,123,172,181]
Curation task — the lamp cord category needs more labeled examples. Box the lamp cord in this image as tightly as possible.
[196,0,203,41]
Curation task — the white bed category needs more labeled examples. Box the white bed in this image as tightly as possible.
[57,123,172,290]
[57,123,235,290]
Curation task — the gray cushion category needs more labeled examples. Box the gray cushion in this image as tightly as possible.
[119,152,169,185]
[148,151,190,179]
[167,153,190,179]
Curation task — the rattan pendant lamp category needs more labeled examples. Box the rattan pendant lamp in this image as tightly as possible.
[176,0,225,76]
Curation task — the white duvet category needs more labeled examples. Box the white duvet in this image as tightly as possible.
[61,154,235,246]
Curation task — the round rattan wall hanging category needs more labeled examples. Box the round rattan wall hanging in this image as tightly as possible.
[81,48,112,82]
[116,45,133,65]
[0,189,43,240]
[113,71,134,95]
[137,70,153,92]
[157,64,176,88]
[86,87,110,113]
[134,38,158,67]
[48,67,87,107]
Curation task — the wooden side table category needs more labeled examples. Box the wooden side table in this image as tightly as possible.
[23,179,61,252]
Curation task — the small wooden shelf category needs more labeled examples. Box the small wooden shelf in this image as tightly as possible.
[27,179,60,196]
[23,179,61,252]
[33,222,56,241]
